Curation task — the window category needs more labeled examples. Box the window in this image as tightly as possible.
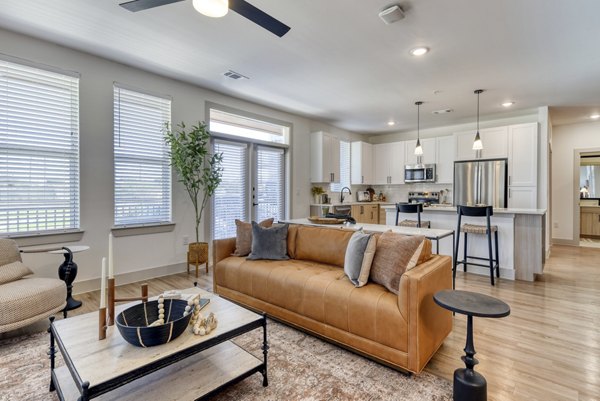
[0,58,80,235]
[113,86,171,226]
[330,140,350,193]
[209,108,289,144]
[256,146,285,221]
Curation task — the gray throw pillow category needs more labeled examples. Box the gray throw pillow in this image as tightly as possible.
[247,222,290,260]
[344,231,374,287]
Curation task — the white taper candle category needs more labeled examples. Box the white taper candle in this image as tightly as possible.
[100,257,107,308]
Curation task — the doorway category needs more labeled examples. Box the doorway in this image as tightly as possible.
[578,152,600,247]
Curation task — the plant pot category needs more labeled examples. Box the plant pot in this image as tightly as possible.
[187,242,208,277]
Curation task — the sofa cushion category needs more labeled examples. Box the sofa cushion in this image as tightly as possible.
[247,222,289,260]
[344,231,376,287]
[233,218,274,256]
[0,277,66,327]
[294,225,354,268]
[370,233,432,294]
[0,261,33,285]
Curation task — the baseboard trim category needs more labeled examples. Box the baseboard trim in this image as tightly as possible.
[73,262,188,295]
[459,265,516,280]
[552,238,579,246]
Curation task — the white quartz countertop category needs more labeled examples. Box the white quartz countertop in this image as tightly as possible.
[282,218,454,239]
[380,205,547,215]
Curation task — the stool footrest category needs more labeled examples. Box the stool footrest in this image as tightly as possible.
[455,260,499,269]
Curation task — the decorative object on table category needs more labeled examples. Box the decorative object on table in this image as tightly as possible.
[164,121,223,278]
[433,289,510,401]
[107,278,148,326]
[48,245,90,316]
[99,257,108,340]
[307,216,346,225]
[311,186,325,204]
[115,299,192,347]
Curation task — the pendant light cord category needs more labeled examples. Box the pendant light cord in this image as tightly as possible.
[477,90,480,132]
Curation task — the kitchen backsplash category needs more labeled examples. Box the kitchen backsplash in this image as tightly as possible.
[322,183,453,204]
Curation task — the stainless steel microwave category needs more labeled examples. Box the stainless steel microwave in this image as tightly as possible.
[404,164,436,183]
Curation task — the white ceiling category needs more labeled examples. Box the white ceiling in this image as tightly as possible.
[0,0,599,133]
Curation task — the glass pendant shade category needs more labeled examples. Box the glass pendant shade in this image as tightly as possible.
[193,0,229,17]
[414,138,424,155]
[472,131,483,150]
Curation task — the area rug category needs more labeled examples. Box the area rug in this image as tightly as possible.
[0,320,451,401]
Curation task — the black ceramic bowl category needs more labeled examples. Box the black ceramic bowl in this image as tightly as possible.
[116,299,192,347]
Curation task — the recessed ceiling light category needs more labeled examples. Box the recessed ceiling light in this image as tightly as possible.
[502,101,515,107]
[590,114,600,119]
[387,121,396,126]
[409,47,429,56]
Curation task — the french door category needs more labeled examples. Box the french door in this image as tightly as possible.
[212,139,286,239]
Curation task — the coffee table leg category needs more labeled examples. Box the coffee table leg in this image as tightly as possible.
[261,314,269,387]
[48,317,56,392]
[454,315,486,401]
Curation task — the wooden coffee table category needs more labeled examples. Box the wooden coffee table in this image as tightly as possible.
[48,288,268,400]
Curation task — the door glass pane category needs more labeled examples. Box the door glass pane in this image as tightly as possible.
[256,146,285,222]
[212,140,248,239]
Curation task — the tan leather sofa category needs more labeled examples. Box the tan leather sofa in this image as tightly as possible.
[213,224,452,374]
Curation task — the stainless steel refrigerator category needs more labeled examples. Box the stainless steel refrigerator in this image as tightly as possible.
[453,158,508,208]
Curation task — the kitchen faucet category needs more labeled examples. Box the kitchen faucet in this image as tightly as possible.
[340,187,352,203]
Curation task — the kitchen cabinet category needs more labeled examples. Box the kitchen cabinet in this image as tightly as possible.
[508,186,537,209]
[580,207,600,237]
[405,138,436,165]
[454,126,508,160]
[436,136,455,184]
[352,204,379,224]
[310,131,340,183]
[351,141,373,185]
[373,141,405,185]
[508,123,538,187]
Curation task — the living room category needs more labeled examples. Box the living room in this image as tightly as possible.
[1,1,599,400]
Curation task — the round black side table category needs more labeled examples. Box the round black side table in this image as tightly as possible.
[433,290,510,401]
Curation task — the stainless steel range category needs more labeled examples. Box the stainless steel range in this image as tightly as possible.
[407,191,440,206]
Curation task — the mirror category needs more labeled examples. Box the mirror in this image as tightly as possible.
[580,155,600,198]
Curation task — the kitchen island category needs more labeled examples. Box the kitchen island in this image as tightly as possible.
[381,205,547,281]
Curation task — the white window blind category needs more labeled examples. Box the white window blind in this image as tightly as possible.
[0,59,80,235]
[256,146,285,222]
[330,141,350,193]
[212,140,248,239]
[113,86,171,226]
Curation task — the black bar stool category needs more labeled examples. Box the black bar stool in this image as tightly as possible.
[453,205,500,286]
[395,203,431,228]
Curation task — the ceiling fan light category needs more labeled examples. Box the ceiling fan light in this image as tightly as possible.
[193,0,229,18]
[472,131,483,150]
[414,139,423,155]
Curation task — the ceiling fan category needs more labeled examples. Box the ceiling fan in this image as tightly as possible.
[119,0,291,37]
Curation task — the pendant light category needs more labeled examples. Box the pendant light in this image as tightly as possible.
[193,0,229,18]
[414,101,424,156]
[472,89,484,150]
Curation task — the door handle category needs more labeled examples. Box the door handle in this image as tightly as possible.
[362,175,364,184]
[253,202,259,206]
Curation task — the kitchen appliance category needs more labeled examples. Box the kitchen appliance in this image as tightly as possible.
[404,164,436,183]
[357,191,371,202]
[408,191,440,207]
[453,158,507,208]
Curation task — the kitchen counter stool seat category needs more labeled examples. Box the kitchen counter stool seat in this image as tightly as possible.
[395,203,430,228]
[454,205,500,286]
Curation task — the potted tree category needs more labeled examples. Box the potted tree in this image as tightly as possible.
[164,122,223,277]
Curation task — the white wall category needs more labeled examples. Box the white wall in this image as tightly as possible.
[0,28,361,284]
[552,120,600,241]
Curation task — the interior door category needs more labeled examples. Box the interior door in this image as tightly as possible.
[254,146,285,222]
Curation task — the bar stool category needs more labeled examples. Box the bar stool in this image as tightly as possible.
[453,205,499,286]
[395,203,431,228]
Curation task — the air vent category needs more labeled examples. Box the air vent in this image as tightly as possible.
[432,108,453,114]
[223,70,249,80]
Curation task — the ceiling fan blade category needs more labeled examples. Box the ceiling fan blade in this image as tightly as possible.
[120,0,185,12]
[229,0,290,37]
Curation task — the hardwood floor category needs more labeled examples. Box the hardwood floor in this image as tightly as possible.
[29,244,600,400]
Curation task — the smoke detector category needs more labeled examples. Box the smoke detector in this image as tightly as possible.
[378,5,405,24]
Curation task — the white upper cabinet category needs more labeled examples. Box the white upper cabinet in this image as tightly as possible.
[455,126,508,160]
[508,123,538,187]
[310,131,340,183]
[436,136,455,184]
[405,138,436,165]
[372,141,405,185]
[351,141,373,185]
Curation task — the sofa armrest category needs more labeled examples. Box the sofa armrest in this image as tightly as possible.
[212,238,236,292]
[398,255,453,373]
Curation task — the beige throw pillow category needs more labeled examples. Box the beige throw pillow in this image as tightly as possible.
[370,232,432,294]
[233,218,274,256]
[356,234,377,287]
[0,261,33,285]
